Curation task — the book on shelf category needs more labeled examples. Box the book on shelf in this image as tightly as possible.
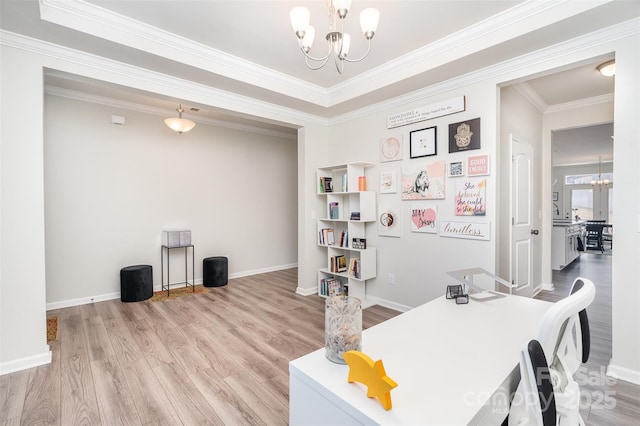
[320,177,333,193]
[342,173,348,192]
[348,258,361,279]
[339,230,348,248]
[337,255,347,272]
[329,202,340,219]
[318,228,335,245]
[319,277,344,297]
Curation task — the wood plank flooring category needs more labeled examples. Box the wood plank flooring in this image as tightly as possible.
[538,252,640,425]
[0,269,399,425]
[1,261,637,425]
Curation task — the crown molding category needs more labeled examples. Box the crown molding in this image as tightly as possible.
[38,0,616,109]
[1,29,327,128]
[329,17,638,126]
[545,93,614,114]
[44,86,298,140]
[512,82,548,113]
[39,0,331,107]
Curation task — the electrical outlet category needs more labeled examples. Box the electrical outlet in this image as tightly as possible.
[387,273,395,285]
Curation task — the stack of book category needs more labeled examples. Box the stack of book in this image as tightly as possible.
[318,228,335,245]
[348,258,361,279]
[319,277,345,297]
[330,255,347,273]
[338,230,348,247]
[319,177,333,193]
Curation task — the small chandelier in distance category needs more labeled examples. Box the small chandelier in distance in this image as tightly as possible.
[164,104,196,134]
[590,157,610,186]
[290,0,380,74]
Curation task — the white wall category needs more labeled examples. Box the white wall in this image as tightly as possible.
[44,95,297,306]
[325,85,498,309]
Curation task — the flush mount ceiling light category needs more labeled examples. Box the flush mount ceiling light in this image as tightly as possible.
[290,0,380,74]
[597,60,615,77]
[164,104,196,134]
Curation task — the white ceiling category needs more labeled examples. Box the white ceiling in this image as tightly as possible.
[0,0,633,160]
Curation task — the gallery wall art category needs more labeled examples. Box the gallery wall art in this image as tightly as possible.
[401,161,446,200]
[449,118,481,153]
[455,178,486,216]
[410,204,438,234]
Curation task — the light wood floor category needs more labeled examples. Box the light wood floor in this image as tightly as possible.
[1,261,638,425]
[0,269,399,425]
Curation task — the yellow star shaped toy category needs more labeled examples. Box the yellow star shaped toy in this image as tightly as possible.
[342,350,398,410]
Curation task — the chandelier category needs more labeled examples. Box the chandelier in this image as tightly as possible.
[289,0,380,73]
[590,157,610,186]
[164,104,196,134]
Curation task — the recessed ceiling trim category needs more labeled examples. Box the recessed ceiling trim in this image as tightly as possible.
[39,0,615,110]
[545,93,614,114]
[45,85,298,140]
[1,29,327,127]
[39,0,331,107]
[512,82,548,113]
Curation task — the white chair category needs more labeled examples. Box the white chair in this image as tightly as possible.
[508,339,557,426]
[538,278,595,425]
[509,278,595,426]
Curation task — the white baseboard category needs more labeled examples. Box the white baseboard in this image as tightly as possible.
[46,263,299,311]
[607,362,640,385]
[0,349,52,376]
[365,295,412,313]
[540,282,555,291]
[296,287,317,296]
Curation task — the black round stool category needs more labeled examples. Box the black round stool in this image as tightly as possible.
[203,257,228,287]
[120,265,153,302]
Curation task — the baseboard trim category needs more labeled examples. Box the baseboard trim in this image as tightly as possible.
[541,282,555,291]
[46,263,299,311]
[607,362,640,385]
[296,287,317,296]
[0,349,52,376]
[366,295,412,313]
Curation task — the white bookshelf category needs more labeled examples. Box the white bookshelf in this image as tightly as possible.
[316,162,377,307]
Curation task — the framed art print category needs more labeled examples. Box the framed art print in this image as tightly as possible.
[449,118,481,153]
[380,135,403,162]
[380,169,398,194]
[448,161,464,177]
[409,126,437,159]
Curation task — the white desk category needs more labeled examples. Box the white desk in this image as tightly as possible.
[289,294,552,425]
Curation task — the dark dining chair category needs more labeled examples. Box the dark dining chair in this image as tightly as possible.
[585,223,604,252]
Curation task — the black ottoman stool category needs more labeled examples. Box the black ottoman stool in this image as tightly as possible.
[203,256,228,287]
[120,265,153,302]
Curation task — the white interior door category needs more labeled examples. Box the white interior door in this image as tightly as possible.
[510,135,534,298]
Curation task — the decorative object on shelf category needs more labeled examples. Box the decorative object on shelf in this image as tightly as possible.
[343,350,398,411]
[350,211,361,221]
[325,296,362,364]
[590,157,610,186]
[320,176,334,192]
[352,237,366,249]
[378,202,401,237]
[379,169,398,193]
[449,118,481,153]
[410,203,437,234]
[380,136,402,162]
[289,0,380,74]
[358,176,367,191]
[448,160,464,177]
[409,126,437,158]
[401,160,446,200]
[330,202,340,219]
[164,104,196,134]
[455,178,486,216]
[597,59,615,77]
[467,153,489,176]
[162,230,191,247]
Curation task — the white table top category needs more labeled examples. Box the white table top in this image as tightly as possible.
[290,294,552,425]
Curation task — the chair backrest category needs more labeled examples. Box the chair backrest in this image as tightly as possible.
[537,277,595,367]
[569,279,591,364]
[508,339,557,426]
